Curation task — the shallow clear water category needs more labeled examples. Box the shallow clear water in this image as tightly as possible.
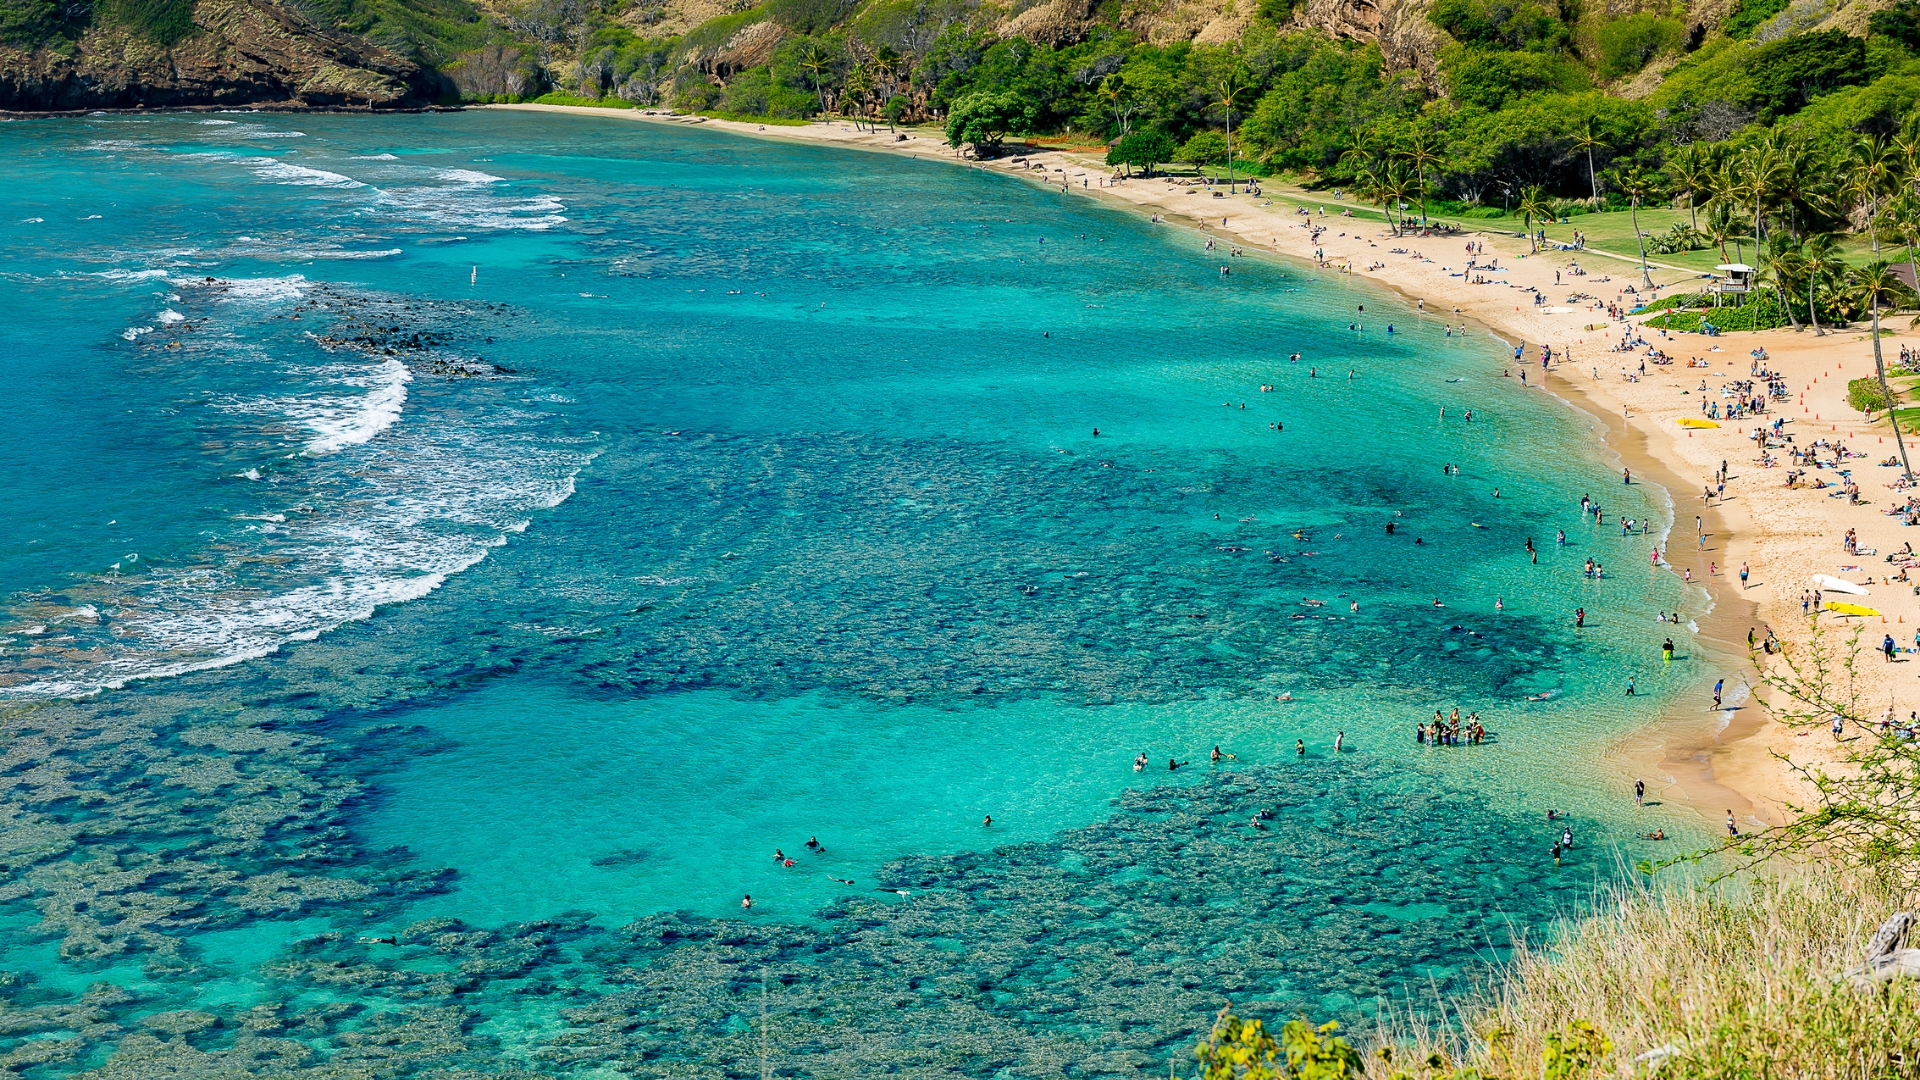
[0,110,1711,1076]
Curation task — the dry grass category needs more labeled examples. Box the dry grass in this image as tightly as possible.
[1373,868,1920,1078]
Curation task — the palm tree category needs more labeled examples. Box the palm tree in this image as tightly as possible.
[1667,142,1713,230]
[1517,186,1554,253]
[841,61,872,128]
[1889,191,1920,293]
[1214,74,1253,194]
[1740,131,1791,269]
[1361,160,1413,234]
[1615,166,1658,289]
[1848,134,1897,257]
[799,42,832,117]
[1703,199,1741,264]
[1572,119,1607,206]
[1337,129,1381,176]
[1802,233,1842,336]
[1847,260,1919,481]
[1399,128,1445,227]
[1761,235,1804,331]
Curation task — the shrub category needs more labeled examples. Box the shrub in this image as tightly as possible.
[1872,0,1920,50]
[1428,0,1569,51]
[1596,14,1683,80]
[1848,376,1892,412]
[1725,0,1790,38]
[1107,129,1176,175]
[1175,129,1228,165]
[1643,290,1793,331]
[99,0,197,45]
[944,90,1035,152]
[1647,223,1708,254]
[1745,30,1870,120]
[0,0,61,45]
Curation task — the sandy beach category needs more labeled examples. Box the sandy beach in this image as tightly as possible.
[490,102,1915,832]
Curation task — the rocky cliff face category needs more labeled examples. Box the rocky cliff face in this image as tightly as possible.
[0,0,432,111]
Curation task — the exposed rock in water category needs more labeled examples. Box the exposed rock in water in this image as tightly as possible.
[0,0,435,112]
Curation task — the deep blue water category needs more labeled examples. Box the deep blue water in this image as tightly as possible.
[0,110,1709,1077]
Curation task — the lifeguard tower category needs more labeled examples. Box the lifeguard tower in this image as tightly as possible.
[1710,263,1754,306]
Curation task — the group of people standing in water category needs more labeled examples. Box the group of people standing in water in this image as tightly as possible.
[1418,708,1485,746]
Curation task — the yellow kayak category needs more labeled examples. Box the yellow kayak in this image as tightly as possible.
[1678,418,1720,429]
[1825,601,1882,617]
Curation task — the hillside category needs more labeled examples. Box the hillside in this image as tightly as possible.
[0,0,1910,132]
[0,0,441,109]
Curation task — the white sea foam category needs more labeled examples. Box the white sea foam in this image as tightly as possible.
[198,119,238,125]
[0,284,593,701]
[250,131,306,139]
[157,308,186,324]
[250,160,364,189]
[440,168,505,184]
[19,218,42,224]
[354,153,400,161]
[95,269,172,282]
[219,275,308,303]
[377,184,567,232]
[122,326,153,340]
[290,247,402,260]
[303,358,411,455]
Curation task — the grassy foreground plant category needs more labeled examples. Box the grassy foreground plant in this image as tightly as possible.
[1365,871,1920,1078]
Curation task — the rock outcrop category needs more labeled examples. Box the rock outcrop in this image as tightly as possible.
[0,0,432,112]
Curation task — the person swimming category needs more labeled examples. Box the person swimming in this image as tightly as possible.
[1134,752,1148,772]
[805,836,825,854]
[1168,759,1187,771]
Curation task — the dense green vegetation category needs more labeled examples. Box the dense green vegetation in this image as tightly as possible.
[1,0,195,47]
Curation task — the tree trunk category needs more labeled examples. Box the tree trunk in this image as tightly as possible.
[1874,300,1915,484]
[1632,200,1652,288]
[1776,283,1800,331]
[1225,113,1234,194]
[1588,148,1598,205]
[1810,277,1824,336]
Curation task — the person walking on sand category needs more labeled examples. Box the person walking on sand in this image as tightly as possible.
[1635,778,1645,806]
[1713,678,1724,708]
[1740,562,1749,588]
[1726,810,1739,837]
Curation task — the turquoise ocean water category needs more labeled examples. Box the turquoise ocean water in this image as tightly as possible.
[0,110,1710,1076]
